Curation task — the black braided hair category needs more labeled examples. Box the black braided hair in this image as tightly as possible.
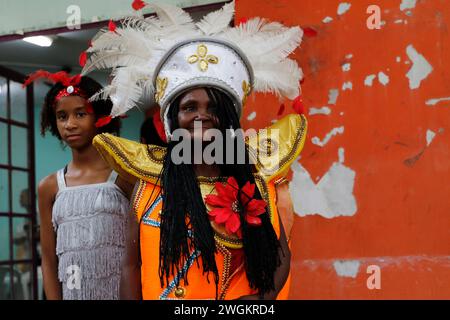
[158,87,282,298]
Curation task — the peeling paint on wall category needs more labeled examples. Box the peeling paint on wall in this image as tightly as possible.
[342,63,351,72]
[378,72,390,86]
[311,126,344,147]
[333,260,361,278]
[342,81,353,91]
[237,0,450,299]
[337,3,351,16]
[328,89,340,105]
[247,111,256,121]
[426,97,450,106]
[364,74,376,87]
[400,0,417,11]
[406,45,433,90]
[309,106,332,116]
[289,148,357,218]
[426,130,436,146]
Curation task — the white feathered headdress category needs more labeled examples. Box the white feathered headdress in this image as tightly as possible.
[82,1,303,139]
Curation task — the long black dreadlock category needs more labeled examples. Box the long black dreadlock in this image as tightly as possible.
[158,87,282,298]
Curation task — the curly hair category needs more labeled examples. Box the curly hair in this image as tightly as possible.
[40,76,120,139]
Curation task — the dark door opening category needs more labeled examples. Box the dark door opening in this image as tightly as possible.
[0,65,38,300]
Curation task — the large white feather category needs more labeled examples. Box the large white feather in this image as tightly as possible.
[196,1,235,35]
[253,59,302,99]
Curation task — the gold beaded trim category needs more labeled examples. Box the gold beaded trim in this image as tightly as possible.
[98,134,161,182]
[132,179,146,219]
[216,242,231,300]
[214,233,243,249]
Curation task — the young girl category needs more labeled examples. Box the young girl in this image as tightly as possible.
[28,72,132,299]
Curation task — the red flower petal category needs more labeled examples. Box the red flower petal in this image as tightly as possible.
[292,95,304,115]
[245,215,262,226]
[246,199,267,216]
[226,177,239,191]
[108,20,117,33]
[205,194,229,208]
[225,213,241,234]
[79,51,87,67]
[208,207,229,218]
[215,208,233,224]
[95,116,112,128]
[132,0,146,10]
[215,181,237,202]
[240,181,255,204]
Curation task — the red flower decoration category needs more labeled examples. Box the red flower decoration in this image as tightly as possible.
[132,0,146,11]
[205,177,267,237]
[95,116,112,128]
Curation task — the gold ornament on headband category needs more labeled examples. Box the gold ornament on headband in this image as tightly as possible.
[188,44,219,72]
[242,80,251,106]
[155,77,168,103]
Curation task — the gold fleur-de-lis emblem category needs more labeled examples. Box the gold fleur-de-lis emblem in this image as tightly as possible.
[187,44,219,72]
[155,77,168,103]
[242,80,251,105]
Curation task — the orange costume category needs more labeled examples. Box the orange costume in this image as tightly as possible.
[93,113,307,300]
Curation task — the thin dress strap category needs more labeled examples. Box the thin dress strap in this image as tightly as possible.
[107,170,118,184]
[56,168,67,191]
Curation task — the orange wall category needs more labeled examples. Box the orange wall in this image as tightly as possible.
[237,0,450,299]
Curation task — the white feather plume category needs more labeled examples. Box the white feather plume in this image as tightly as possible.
[196,1,235,35]
[82,1,303,118]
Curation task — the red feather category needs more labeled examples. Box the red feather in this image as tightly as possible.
[95,116,112,128]
[79,51,87,67]
[23,70,52,87]
[292,95,305,115]
[277,103,285,116]
[108,20,117,33]
[132,0,146,11]
[86,103,94,114]
[152,114,167,143]
[69,74,82,86]
[237,17,248,25]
